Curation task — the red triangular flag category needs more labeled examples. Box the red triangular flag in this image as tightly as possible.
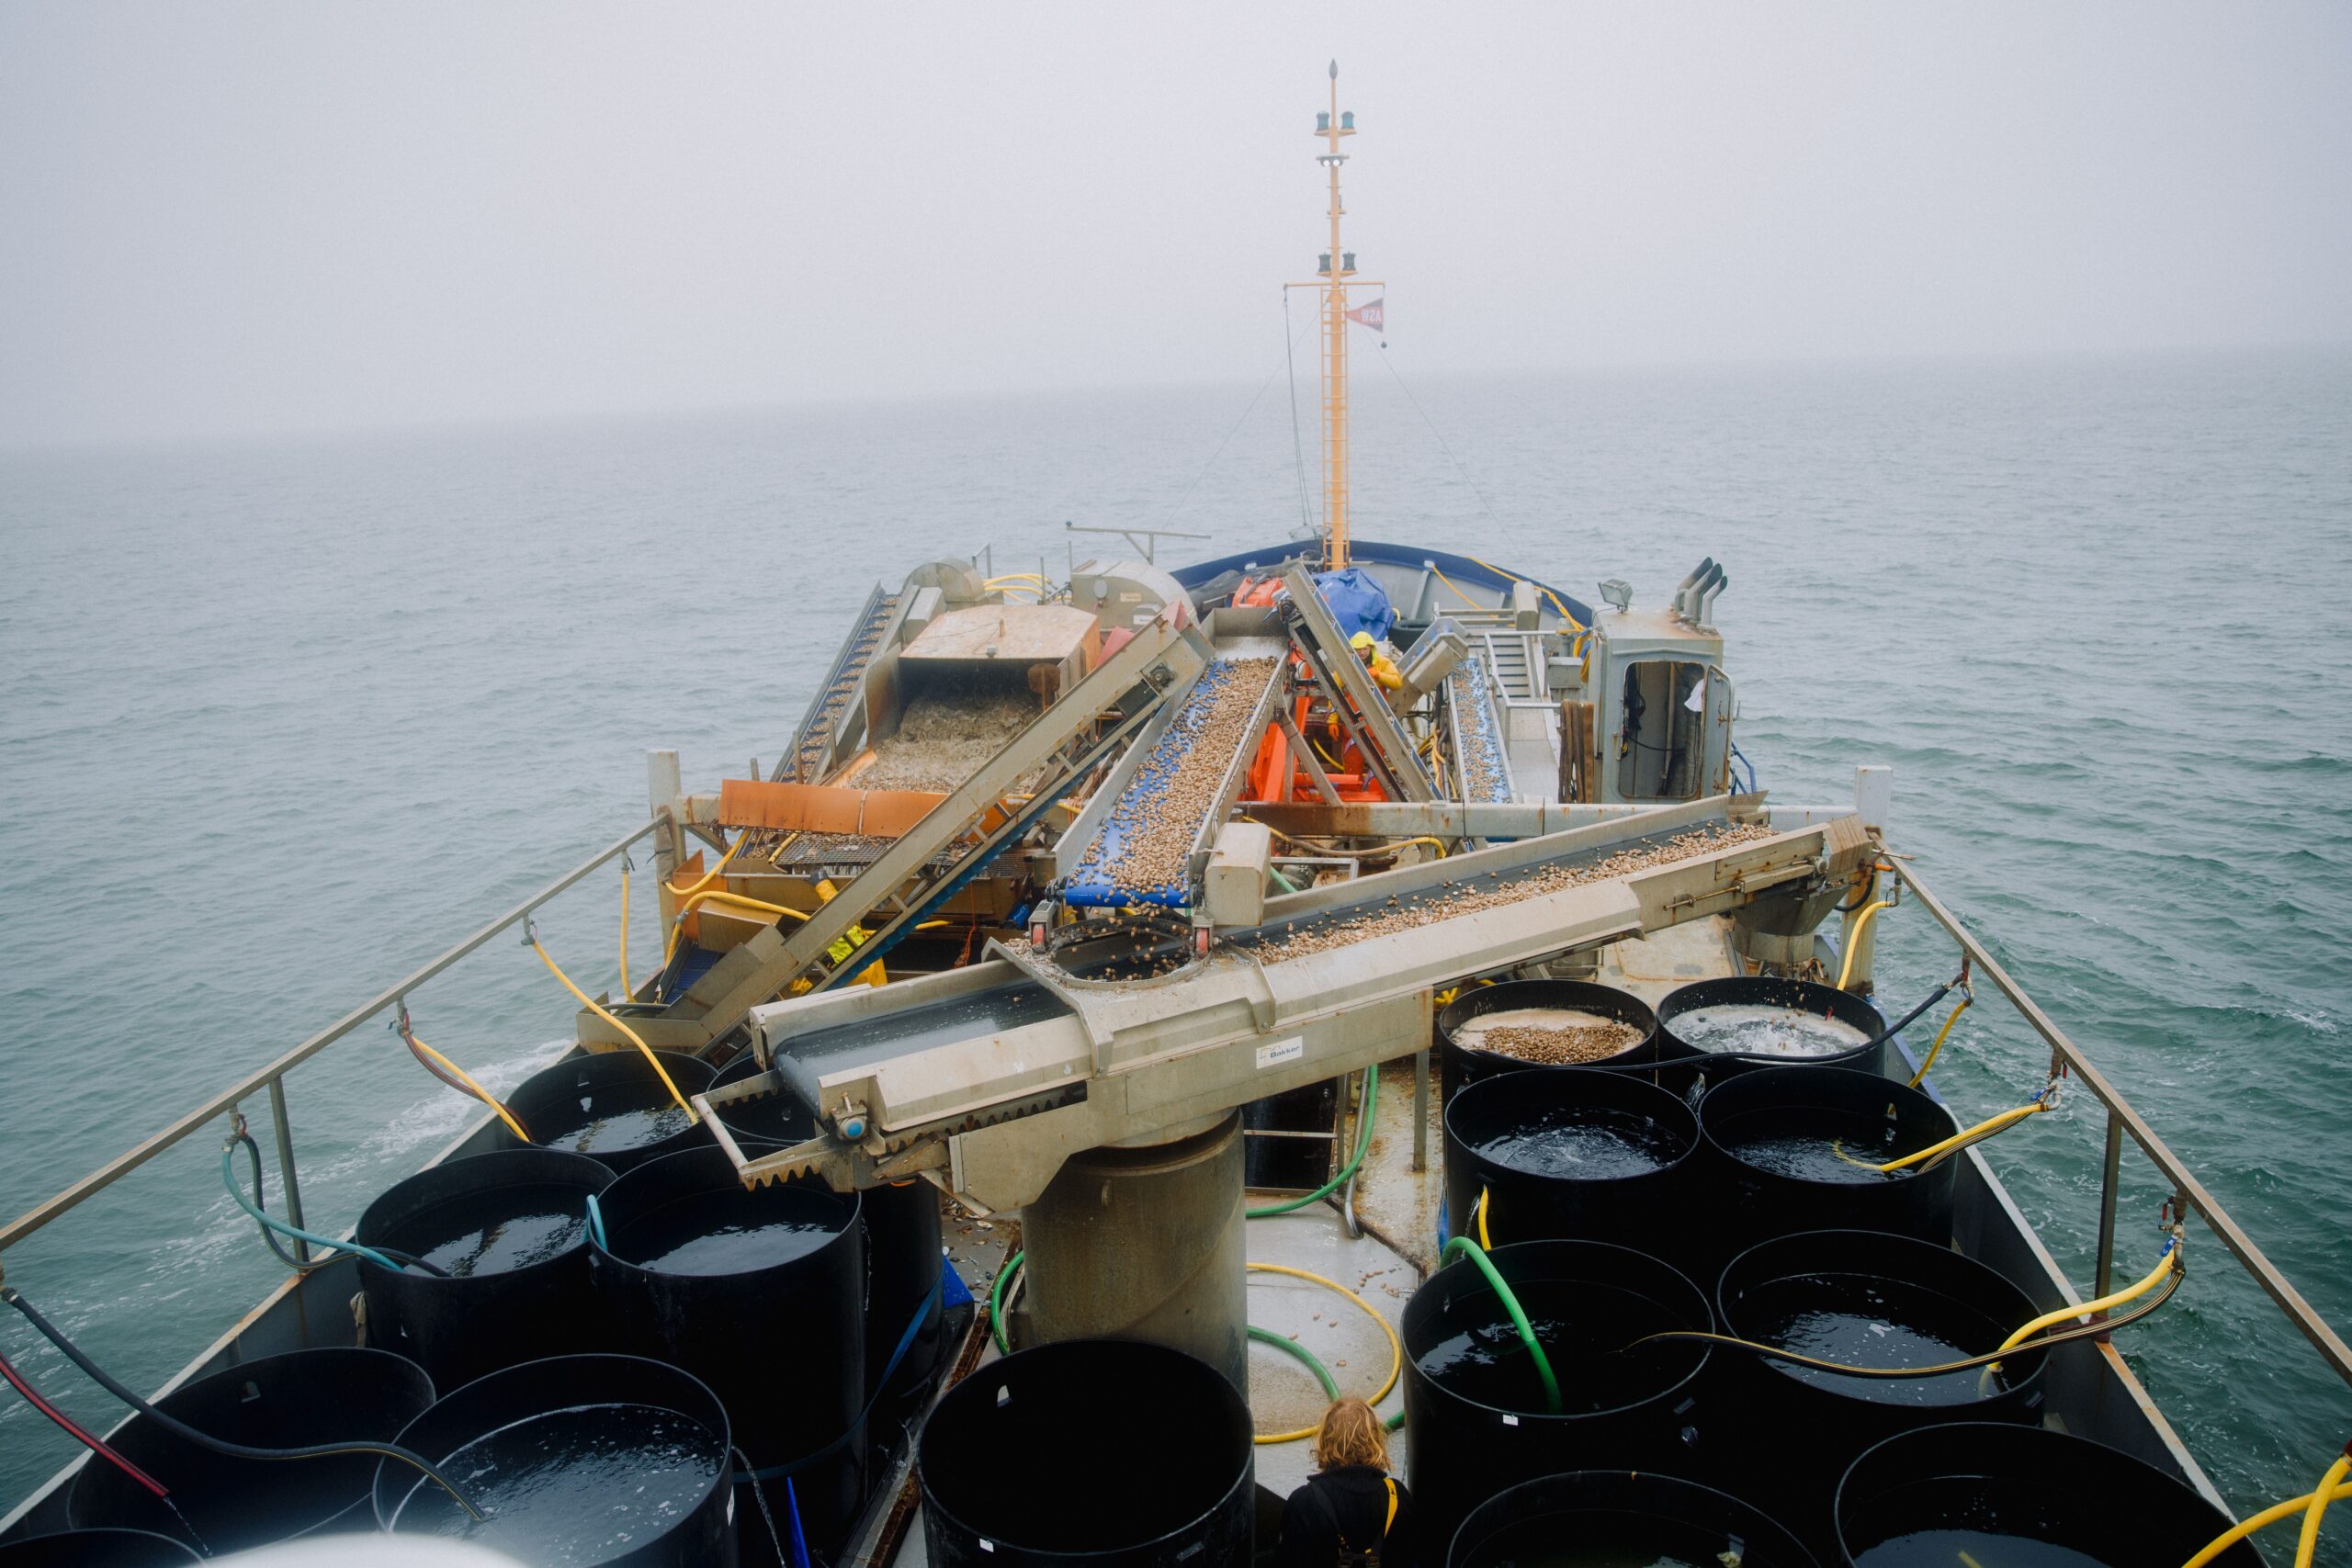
[1345,297,1385,332]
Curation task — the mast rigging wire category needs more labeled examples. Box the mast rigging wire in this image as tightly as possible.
[1284,289,1316,536]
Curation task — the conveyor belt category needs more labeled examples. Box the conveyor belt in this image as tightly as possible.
[1445,654,1514,804]
[1063,654,1283,908]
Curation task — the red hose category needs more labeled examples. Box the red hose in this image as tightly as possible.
[0,1345,170,1498]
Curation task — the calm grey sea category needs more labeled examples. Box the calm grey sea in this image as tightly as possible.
[3,347,2348,1543]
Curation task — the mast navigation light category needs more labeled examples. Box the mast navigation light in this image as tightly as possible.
[1317,111,1330,131]
[1341,111,1355,130]
[1342,252,1355,272]
[1319,254,1332,275]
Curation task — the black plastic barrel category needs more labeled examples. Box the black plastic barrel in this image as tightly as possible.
[1657,977,1886,1083]
[355,1145,616,1391]
[1437,980,1658,1111]
[66,1348,433,1556]
[712,1052,946,1415]
[920,1338,1254,1565]
[375,1352,732,1568]
[1443,1066,1700,1271]
[593,1143,867,1547]
[497,1048,718,1173]
[1697,1067,1959,1267]
[1403,1239,1714,1551]
[1835,1424,2260,1568]
[1713,1230,2050,1552]
[0,1529,202,1567]
[1450,1471,1819,1568]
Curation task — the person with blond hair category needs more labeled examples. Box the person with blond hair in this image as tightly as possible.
[1274,1395,1418,1566]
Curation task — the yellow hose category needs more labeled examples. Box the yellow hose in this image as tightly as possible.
[618,864,631,998]
[1988,1246,2178,1375]
[1245,1262,1404,1444]
[1837,898,1892,990]
[667,832,745,902]
[2183,1480,2352,1568]
[1905,994,1971,1088]
[1476,1185,1493,1249]
[528,934,697,1122]
[2296,1454,2352,1568]
[661,889,813,967]
[1263,825,1448,860]
[1864,1100,2048,1173]
[404,1032,531,1143]
[1467,556,1588,632]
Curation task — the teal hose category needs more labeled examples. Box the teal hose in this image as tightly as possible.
[1247,1065,1378,1219]
[1439,1235,1563,1415]
[1250,1325,1340,1398]
[220,1145,403,1273]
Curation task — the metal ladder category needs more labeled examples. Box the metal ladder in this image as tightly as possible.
[785,584,899,784]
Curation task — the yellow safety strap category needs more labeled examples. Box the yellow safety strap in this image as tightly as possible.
[1383,1477,1398,1537]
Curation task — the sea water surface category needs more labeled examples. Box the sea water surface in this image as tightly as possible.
[3,348,2348,1548]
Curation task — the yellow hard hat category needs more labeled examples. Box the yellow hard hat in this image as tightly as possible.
[1350,631,1375,651]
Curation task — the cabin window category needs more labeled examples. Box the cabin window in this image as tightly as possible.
[1615,660,1708,800]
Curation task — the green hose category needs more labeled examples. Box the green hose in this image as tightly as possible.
[1247,1065,1379,1219]
[220,1145,404,1273]
[990,1249,1025,1356]
[1250,1325,1340,1398]
[1439,1235,1563,1415]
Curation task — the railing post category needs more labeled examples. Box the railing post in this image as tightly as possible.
[649,750,684,928]
[2090,1106,2125,1327]
[266,1077,308,1265]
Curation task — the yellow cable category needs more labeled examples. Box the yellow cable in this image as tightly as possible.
[618,865,631,998]
[2296,1454,2352,1568]
[529,935,697,1122]
[1476,1185,1492,1250]
[406,1032,531,1142]
[2184,1481,2352,1568]
[1467,556,1588,633]
[1991,1247,2178,1371]
[1427,562,1488,611]
[1837,899,1892,990]
[1262,825,1448,860]
[1245,1263,1405,1444]
[1905,995,1971,1088]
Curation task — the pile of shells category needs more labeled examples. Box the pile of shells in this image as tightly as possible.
[1250,821,1779,961]
[1445,656,1511,803]
[1475,1021,1644,1065]
[1072,657,1280,899]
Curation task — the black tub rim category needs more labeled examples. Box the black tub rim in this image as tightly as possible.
[1657,976,1887,1070]
[917,1337,1255,1560]
[588,1140,862,1280]
[354,1145,616,1285]
[1446,1064,1701,1190]
[1448,1468,1821,1568]
[1407,1236,1714,1423]
[1714,1227,2050,1410]
[1832,1420,2258,1568]
[65,1345,435,1546]
[1438,978,1661,1076]
[370,1351,733,1539]
[708,1049,820,1151]
[498,1048,718,1170]
[0,1528,206,1566]
[1696,1065,1962,1182]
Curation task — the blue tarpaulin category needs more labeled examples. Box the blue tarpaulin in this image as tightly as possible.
[1312,568,1396,644]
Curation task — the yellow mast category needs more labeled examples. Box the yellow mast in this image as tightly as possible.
[1315,61,1356,570]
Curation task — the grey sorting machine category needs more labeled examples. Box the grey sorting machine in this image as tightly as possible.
[702,795,1871,1387]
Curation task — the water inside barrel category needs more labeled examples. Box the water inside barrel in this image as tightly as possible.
[1419,1282,1690,1415]
[381,1184,589,1276]
[1674,1003,1871,1057]
[1743,1273,2015,1406]
[389,1402,721,1565]
[608,1186,838,1275]
[1848,1477,2111,1568]
[1721,1109,1917,1183]
[1477,1105,1681,1179]
[545,1098,693,1156]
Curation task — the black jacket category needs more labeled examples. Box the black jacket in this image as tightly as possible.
[1275,1466,1417,1568]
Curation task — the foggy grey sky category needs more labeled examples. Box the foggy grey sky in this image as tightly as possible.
[3,2,2347,447]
